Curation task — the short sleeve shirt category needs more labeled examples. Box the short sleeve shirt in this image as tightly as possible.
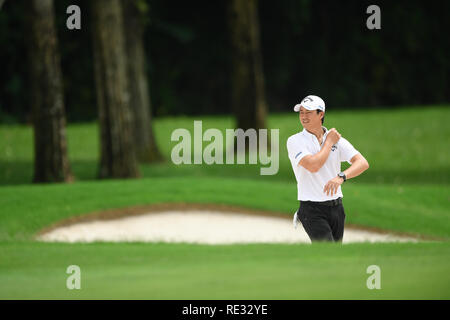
[286,127,360,201]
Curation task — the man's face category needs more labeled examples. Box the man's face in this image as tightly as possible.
[299,106,323,128]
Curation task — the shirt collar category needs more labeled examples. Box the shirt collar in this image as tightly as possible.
[301,126,329,139]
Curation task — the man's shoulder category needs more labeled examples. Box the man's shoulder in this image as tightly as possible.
[337,136,351,146]
[287,131,304,144]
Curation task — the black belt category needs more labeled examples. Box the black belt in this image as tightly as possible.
[301,197,342,206]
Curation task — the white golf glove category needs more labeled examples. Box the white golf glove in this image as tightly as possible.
[293,211,299,229]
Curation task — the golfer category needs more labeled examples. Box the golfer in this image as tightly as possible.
[287,95,369,243]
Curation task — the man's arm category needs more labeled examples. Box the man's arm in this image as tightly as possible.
[298,128,341,173]
[323,153,369,196]
[298,142,333,172]
[342,153,369,179]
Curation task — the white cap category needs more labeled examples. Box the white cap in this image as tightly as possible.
[293,95,326,112]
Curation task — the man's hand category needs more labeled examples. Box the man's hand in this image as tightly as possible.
[325,128,341,146]
[323,176,344,196]
[298,128,341,173]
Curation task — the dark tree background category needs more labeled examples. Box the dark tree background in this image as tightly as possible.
[28,0,73,183]
[91,0,140,179]
[122,0,163,163]
[1,0,449,124]
[228,0,268,131]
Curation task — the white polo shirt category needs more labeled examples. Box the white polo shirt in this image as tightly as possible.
[287,126,360,201]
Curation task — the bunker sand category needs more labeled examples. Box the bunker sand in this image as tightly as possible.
[36,204,420,244]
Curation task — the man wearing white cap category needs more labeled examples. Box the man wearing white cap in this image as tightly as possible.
[287,95,369,242]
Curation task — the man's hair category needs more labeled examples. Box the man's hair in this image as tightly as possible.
[317,110,324,124]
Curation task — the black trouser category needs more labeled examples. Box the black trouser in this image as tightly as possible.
[296,198,346,243]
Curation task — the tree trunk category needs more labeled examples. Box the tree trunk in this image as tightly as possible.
[122,0,163,163]
[29,0,73,183]
[91,0,140,179]
[228,0,267,131]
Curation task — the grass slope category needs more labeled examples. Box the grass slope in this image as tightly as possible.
[1,242,449,299]
[0,177,448,241]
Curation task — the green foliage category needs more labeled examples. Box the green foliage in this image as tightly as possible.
[134,0,149,15]
[1,1,449,122]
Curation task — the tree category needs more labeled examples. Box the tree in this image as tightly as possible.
[91,0,140,179]
[228,0,267,132]
[122,0,163,163]
[29,0,73,183]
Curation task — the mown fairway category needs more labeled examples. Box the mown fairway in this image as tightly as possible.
[0,106,449,299]
[1,242,449,299]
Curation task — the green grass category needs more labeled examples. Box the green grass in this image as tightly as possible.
[0,106,449,299]
[1,106,450,185]
[1,242,449,299]
[0,177,448,241]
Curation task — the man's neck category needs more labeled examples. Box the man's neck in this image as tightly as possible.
[305,126,325,141]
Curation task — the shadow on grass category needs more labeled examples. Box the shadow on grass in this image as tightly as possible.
[0,160,449,186]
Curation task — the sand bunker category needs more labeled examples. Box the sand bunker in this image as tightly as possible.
[37,210,418,244]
